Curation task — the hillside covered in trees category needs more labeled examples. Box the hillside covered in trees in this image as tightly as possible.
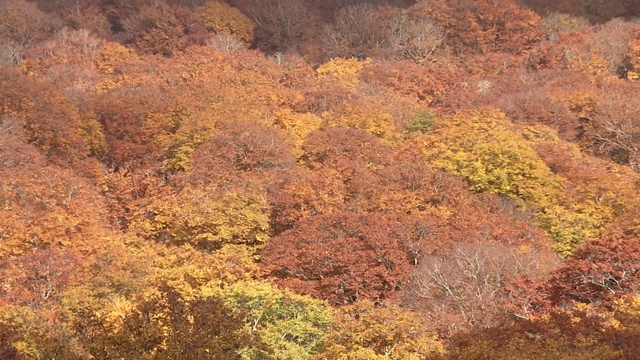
[1,0,640,358]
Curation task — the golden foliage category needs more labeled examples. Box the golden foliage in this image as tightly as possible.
[420,111,640,254]
[93,41,140,75]
[326,105,398,144]
[316,57,372,89]
[422,108,563,208]
[128,185,271,251]
[316,300,445,360]
[272,108,324,156]
[197,1,255,44]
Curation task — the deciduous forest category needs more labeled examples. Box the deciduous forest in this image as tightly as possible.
[1,0,640,358]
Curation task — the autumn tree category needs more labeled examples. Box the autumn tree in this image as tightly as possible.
[0,237,266,358]
[523,125,640,252]
[0,247,79,310]
[418,108,633,254]
[411,0,543,55]
[522,0,634,23]
[266,126,402,234]
[408,242,559,335]
[538,12,589,41]
[99,168,171,229]
[90,84,173,169]
[0,0,61,65]
[119,2,188,57]
[0,116,45,171]
[541,236,640,309]
[0,163,110,258]
[127,184,271,252]
[69,282,266,359]
[316,300,445,360]
[262,211,435,304]
[384,9,445,62]
[0,305,80,360]
[187,121,296,187]
[20,27,104,97]
[215,281,333,359]
[359,57,465,107]
[586,79,640,170]
[443,305,623,360]
[628,28,640,80]
[299,127,393,202]
[323,3,385,58]
[315,56,372,90]
[0,68,97,170]
[231,0,317,52]
[421,108,563,208]
[446,293,640,358]
[197,1,255,45]
[43,0,113,38]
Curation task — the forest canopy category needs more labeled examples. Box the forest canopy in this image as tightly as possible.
[1,0,640,358]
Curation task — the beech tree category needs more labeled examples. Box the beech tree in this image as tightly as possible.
[121,2,188,57]
[72,283,266,360]
[316,300,445,360]
[127,185,271,252]
[262,211,434,304]
[421,108,563,208]
[542,236,640,308]
[219,281,333,359]
[0,0,61,65]
[408,242,559,334]
[0,68,92,168]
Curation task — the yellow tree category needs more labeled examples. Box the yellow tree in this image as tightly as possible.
[127,185,271,252]
[422,108,563,209]
[316,300,445,360]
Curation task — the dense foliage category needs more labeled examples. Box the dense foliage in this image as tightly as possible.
[1,0,640,358]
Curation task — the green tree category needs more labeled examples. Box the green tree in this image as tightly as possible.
[219,281,333,360]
